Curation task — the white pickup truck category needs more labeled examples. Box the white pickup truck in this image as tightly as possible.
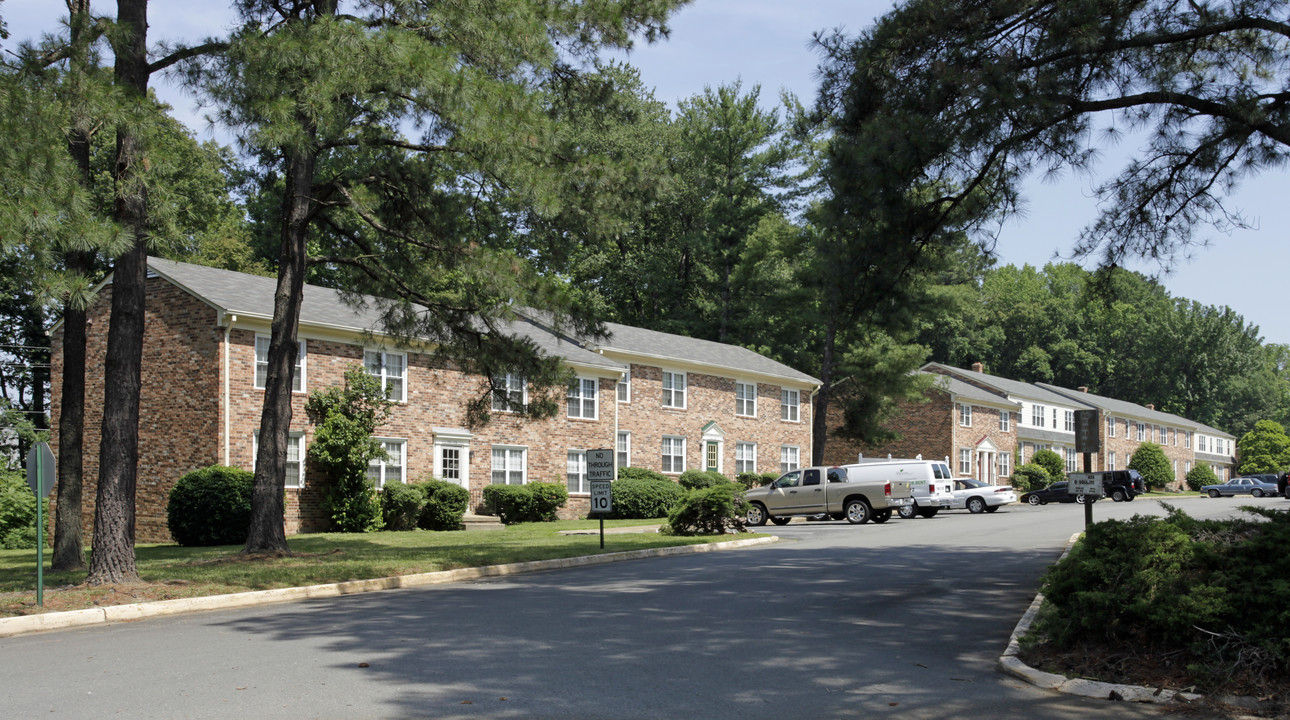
[743,466,914,525]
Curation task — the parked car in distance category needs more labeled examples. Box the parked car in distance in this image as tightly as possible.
[1099,469,1146,501]
[1201,476,1281,498]
[949,478,1017,513]
[1019,481,1087,506]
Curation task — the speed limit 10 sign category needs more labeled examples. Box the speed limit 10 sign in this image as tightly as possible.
[587,449,614,514]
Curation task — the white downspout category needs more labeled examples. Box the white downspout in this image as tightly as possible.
[223,315,236,465]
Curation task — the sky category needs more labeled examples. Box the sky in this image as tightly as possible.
[5,0,1287,346]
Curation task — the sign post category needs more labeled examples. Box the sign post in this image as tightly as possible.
[25,441,55,606]
[1073,410,1101,529]
[587,449,615,549]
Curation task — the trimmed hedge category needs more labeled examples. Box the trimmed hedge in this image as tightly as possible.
[419,479,470,531]
[736,472,778,490]
[609,468,683,519]
[166,465,254,547]
[678,469,730,490]
[1011,463,1050,492]
[482,481,568,524]
[381,481,425,531]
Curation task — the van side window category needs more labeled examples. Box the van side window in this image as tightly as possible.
[803,469,821,486]
[828,469,847,483]
[934,464,949,480]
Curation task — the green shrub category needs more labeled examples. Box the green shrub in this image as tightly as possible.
[166,465,254,547]
[381,481,426,531]
[662,484,745,536]
[678,469,729,490]
[617,466,670,483]
[1011,463,1049,492]
[609,472,683,519]
[1129,442,1172,489]
[1185,464,1218,492]
[735,472,774,490]
[1028,506,1290,691]
[482,484,534,524]
[1030,449,1064,480]
[0,469,47,550]
[528,481,568,522]
[419,480,470,531]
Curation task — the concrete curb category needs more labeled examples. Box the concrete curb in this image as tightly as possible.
[996,532,1204,705]
[0,535,779,638]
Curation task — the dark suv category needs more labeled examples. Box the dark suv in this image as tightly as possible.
[1089,469,1146,501]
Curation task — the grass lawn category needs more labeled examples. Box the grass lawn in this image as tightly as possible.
[0,519,743,617]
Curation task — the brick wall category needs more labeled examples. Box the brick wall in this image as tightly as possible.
[50,278,222,543]
[822,390,954,466]
[615,364,812,478]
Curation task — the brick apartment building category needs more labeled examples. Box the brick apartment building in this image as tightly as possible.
[50,257,819,543]
[825,362,1235,488]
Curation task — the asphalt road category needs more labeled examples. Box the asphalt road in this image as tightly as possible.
[0,495,1277,719]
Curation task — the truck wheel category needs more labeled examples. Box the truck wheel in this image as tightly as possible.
[746,503,768,526]
[872,509,892,524]
[1111,489,1126,502]
[966,497,986,514]
[917,508,939,519]
[897,503,917,519]
[845,499,872,525]
[769,516,792,526]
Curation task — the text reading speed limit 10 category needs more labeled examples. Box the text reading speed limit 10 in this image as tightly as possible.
[587,449,614,514]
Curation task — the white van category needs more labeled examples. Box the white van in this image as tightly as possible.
[842,458,955,519]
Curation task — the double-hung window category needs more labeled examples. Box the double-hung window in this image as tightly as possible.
[662,371,686,409]
[1136,422,1146,441]
[492,373,526,413]
[616,431,631,468]
[958,404,972,427]
[255,336,306,392]
[1031,405,1045,427]
[999,411,1010,432]
[661,436,686,474]
[490,446,526,485]
[567,377,598,419]
[617,368,631,403]
[735,382,757,417]
[364,350,406,401]
[1109,451,1117,471]
[997,452,1010,477]
[959,448,972,475]
[735,442,757,474]
[1063,410,1074,432]
[367,439,406,489]
[1107,416,1116,437]
[566,451,588,494]
[781,389,800,422]
[1064,448,1077,472]
[780,445,800,473]
[253,431,306,489]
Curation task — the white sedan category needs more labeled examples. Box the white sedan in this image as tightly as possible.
[950,478,1017,514]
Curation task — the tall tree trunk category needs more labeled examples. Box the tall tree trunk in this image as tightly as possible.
[811,314,837,467]
[243,142,314,554]
[87,0,149,585]
[52,0,95,573]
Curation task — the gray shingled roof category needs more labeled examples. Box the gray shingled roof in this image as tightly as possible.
[598,321,820,386]
[925,372,1019,408]
[147,257,624,373]
[922,362,1095,408]
[1037,382,1233,439]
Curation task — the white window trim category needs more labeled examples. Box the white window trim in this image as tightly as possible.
[779,445,800,473]
[1107,416,1117,438]
[490,445,527,485]
[617,367,631,403]
[369,438,407,490]
[959,403,972,427]
[616,431,631,469]
[662,370,687,409]
[492,373,527,413]
[567,376,599,420]
[997,452,1010,477]
[781,388,800,422]
[253,431,306,489]
[735,381,758,418]
[255,335,306,393]
[364,348,407,402]
[1000,411,1010,432]
[1063,410,1074,433]
[959,447,972,475]
[1031,404,1045,427]
[432,427,472,488]
[662,435,686,474]
[567,450,589,495]
[735,441,757,474]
